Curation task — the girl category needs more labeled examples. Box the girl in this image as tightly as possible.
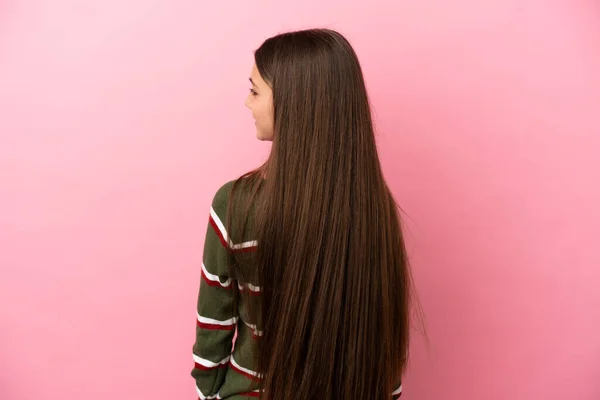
[192,28,412,400]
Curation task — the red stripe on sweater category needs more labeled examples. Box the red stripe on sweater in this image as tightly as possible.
[229,361,261,382]
[238,285,262,296]
[239,392,260,397]
[196,320,236,331]
[201,267,232,289]
[208,215,257,252]
[194,362,228,371]
[209,217,228,248]
[237,246,258,253]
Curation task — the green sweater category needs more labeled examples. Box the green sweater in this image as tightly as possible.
[191,180,403,399]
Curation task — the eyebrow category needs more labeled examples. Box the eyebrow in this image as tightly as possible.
[249,78,257,87]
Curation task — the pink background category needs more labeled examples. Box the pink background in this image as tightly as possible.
[1,0,599,399]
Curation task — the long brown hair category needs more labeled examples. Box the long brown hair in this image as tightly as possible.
[226,28,412,400]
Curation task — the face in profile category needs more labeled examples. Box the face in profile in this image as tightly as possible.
[245,64,274,141]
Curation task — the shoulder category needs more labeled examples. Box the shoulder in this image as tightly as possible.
[209,177,257,216]
[209,177,261,244]
[210,180,236,214]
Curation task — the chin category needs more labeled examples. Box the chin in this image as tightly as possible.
[256,130,273,142]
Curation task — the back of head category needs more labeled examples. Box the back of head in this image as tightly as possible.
[229,28,411,400]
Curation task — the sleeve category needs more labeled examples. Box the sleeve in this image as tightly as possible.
[191,185,237,399]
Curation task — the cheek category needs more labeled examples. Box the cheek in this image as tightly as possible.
[252,98,273,127]
[260,101,273,121]
[255,103,267,121]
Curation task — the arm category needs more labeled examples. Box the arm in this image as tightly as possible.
[191,186,237,399]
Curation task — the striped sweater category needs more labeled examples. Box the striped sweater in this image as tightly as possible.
[191,180,403,399]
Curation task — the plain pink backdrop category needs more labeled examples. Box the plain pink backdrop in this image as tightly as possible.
[1,0,599,399]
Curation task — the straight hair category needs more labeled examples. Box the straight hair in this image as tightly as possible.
[226,28,413,400]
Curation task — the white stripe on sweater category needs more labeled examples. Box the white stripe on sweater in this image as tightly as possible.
[197,313,238,327]
[242,319,263,336]
[193,353,230,369]
[201,262,232,287]
[392,384,403,396]
[230,355,261,378]
[202,261,260,292]
[196,385,219,399]
[210,207,258,250]
[238,282,262,293]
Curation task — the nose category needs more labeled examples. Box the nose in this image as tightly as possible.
[245,94,251,109]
